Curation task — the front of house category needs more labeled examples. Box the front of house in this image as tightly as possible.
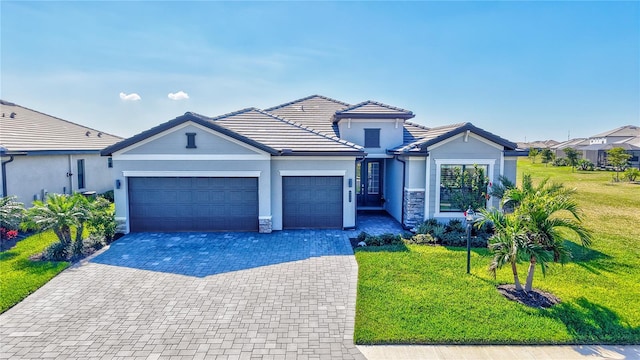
[102,95,521,233]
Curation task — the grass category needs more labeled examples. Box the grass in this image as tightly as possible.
[0,231,69,313]
[354,159,640,344]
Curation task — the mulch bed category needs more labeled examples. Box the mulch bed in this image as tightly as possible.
[497,284,561,309]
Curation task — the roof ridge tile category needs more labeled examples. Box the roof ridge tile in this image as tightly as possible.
[264,95,351,111]
[336,99,413,115]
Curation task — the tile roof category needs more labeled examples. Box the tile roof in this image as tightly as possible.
[264,95,350,136]
[550,138,589,150]
[392,122,517,153]
[207,108,363,154]
[590,125,640,138]
[333,100,414,121]
[403,121,432,145]
[0,100,122,153]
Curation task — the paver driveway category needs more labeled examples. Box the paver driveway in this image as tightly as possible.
[0,231,365,360]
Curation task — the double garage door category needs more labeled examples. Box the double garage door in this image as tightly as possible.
[128,177,258,232]
[127,176,343,232]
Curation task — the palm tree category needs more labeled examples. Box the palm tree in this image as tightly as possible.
[23,193,90,246]
[483,175,592,293]
[0,196,25,230]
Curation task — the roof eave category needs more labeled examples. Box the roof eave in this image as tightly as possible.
[279,151,367,157]
[332,113,415,123]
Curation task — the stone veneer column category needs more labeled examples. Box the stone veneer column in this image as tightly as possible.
[259,217,272,233]
[403,189,425,229]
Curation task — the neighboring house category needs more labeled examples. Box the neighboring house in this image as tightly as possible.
[553,125,640,168]
[516,140,559,150]
[102,95,523,234]
[0,100,123,205]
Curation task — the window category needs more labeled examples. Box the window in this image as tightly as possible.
[107,157,113,168]
[355,163,361,194]
[439,164,489,212]
[186,132,197,149]
[77,159,86,189]
[364,129,380,148]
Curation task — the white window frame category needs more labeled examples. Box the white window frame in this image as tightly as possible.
[434,159,495,218]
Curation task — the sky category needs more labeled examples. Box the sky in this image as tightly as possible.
[1,1,639,143]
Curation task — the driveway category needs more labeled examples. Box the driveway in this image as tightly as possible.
[0,231,365,360]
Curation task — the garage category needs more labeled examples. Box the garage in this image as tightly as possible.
[128,177,258,232]
[282,176,343,229]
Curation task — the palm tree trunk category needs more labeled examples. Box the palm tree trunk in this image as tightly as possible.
[525,256,537,292]
[511,262,523,291]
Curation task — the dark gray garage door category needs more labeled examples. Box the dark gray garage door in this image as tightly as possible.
[283,176,343,229]
[128,177,258,232]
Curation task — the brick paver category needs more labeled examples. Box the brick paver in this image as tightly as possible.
[0,231,366,360]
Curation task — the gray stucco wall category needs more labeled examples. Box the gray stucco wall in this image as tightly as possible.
[3,153,114,206]
[337,119,404,154]
[503,157,518,184]
[425,133,505,220]
[112,159,271,233]
[270,157,356,231]
[123,124,258,155]
[384,158,403,224]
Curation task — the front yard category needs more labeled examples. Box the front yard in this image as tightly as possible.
[355,160,640,344]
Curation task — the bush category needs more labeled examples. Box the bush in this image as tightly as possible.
[624,168,640,182]
[100,190,114,202]
[577,159,595,171]
[44,241,70,261]
[410,233,436,244]
[356,232,403,246]
[552,157,568,167]
[88,197,116,241]
[431,225,446,241]
[446,219,465,233]
[440,231,467,247]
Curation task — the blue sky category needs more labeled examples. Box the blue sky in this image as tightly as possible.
[1,1,638,142]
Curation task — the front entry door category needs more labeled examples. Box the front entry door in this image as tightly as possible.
[356,159,384,207]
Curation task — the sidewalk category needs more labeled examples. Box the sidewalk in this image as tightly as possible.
[357,344,640,360]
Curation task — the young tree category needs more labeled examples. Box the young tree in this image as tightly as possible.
[481,175,591,292]
[0,196,25,230]
[540,148,554,165]
[607,147,632,182]
[528,148,540,163]
[563,148,580,172]
[23,193,90,247]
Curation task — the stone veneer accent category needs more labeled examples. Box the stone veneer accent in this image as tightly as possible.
[403,189,425,229]
[115,217,127,234]
[259,217,273,233]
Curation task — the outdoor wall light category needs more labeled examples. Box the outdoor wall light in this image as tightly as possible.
[348,178,353,187]
[115,179,121,189]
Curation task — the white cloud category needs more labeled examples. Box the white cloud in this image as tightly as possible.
[168,91,189,100]
[119,92,141,101]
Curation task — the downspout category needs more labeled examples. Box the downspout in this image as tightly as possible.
[1,155,15,197]
[395,155,407,228]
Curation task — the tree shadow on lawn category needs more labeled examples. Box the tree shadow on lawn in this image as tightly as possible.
[564,241,620,275]
[540,297,640,344]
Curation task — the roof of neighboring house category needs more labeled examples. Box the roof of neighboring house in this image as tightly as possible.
[391,122,518,153]
[102,109,364,157]
[590,125,640,138]
[550,138,589,150]
[581,142,640,151]
[0,100,123,153]
[333,100,414,121]
[516,140,560,149]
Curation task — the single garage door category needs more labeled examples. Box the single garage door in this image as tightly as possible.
[128,177,258,232]
[282,176,343,229]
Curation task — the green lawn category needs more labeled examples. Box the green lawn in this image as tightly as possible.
[0,231,69,313]
[355,159,640,344]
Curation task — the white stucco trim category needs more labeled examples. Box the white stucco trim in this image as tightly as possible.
[273,156,355,161]
[113,121,270,156]
[259,216,272,220]
[122,171,262,177]
[115,154,270,161]
[428,132,504,152]
[404,188,426,192]
[425,157,431,219]
[339,118,404,123]
[500,152,505,177]
[278,170,347,176]
[365,154,393,159]
[433,159,495,218]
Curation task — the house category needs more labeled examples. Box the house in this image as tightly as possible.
[0,100,123,205]
[101,95,523,234]
[552,125,640,168]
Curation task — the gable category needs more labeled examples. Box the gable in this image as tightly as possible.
[115,121,268,159]
[428,132,504,158]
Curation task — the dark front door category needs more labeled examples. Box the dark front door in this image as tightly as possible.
[356,159,384,208]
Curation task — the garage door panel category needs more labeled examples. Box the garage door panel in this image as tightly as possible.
[283,176,342,229]
[128,177,258,232]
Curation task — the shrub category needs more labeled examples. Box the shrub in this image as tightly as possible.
[431,225,446,241]
[44,241,70,261]
[624,168,640,182]
[0,228,19,241]
[446,219,465,233]
[440,231,466,247]
[88,197,116,241]
[100,190,114,202]
[356,232,403,246]
[577,159,595,171]
[410,233,436,244]
[552,157,568,166]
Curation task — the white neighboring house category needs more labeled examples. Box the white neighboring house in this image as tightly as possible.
[0,100,123,205]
